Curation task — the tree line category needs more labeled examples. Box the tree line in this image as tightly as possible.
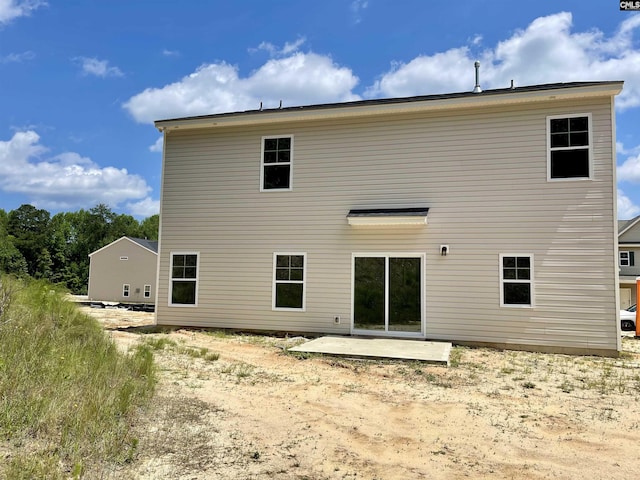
[0,204,159,294]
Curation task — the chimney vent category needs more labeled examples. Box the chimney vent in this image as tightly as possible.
[472,61,482,93]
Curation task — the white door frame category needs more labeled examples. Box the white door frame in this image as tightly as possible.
[350,252,426,338]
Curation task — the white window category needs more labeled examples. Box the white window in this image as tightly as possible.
[547,114,592,180]
[120,256,128,261]
[500,254,534,307]
[620,251,635,267]
[261,135,293,191]
[170,252,199,306]
[123,284,130,297]
[273,253,306,310]
[144,284,151,298]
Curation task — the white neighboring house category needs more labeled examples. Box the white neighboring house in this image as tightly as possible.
[88,236,158,304]
[154,80,623,356]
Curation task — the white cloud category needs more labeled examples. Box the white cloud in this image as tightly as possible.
[252,38,306,57]
[149,136,163,153]
[75,56,123,78]
[619,152,640,183]
[0,130,151,211]
[0,0,45,25]
[618,189,640,219]
[126,197,159,217]
[351,0,368,24]
[162,49,180,57]
[124,52,360,123]
[0,50,34,63]
[366,12,640,109]
[470,34,483,46]
[617,141,640,156]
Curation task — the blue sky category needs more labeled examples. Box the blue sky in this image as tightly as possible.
[1,1,639,219]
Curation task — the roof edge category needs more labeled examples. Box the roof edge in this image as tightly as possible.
[155,81,624,132]
[619,214,640,237]
[88,236,159,257]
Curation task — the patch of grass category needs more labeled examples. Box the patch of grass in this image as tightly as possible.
[282,349,321,360]
[448,346,464,367]
[143,336,220,362]
[559,379,574,393]
[220,361,255,379]
[145,336,178,350]
[204,329,232,339]
[0,276,156,479]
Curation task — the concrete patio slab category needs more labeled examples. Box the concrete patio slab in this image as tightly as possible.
[289,336,451,365]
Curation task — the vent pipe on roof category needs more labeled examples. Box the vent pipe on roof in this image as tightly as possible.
[472,61,482,93]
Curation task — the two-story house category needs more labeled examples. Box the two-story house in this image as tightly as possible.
[618,215,640,309]
[154,80,623,356]
[88,236,158,304]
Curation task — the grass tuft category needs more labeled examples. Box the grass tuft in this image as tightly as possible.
[0,276,157,478]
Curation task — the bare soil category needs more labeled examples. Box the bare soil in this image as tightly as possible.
[82,306,640,479]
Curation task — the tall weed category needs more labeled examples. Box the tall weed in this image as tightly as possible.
[0,276,156,478]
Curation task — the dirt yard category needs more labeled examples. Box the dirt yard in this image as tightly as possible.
[81,306,640,479]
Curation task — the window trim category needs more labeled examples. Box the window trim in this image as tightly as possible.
[260,134,294,192]
[499,254,534,308]
[144,284,151,298]
[123,284,130,298]
[620,251,631,267]
[272,252,306,311]
[169,251,200,307]
[547,113,593,182]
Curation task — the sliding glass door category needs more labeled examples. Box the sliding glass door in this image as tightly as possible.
[353,255,423,335]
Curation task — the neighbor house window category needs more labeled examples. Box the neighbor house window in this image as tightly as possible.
[144,284,151,298]
[123,284,130,298]
[170,253,199,306]
[620,251,634,267]
[261,136,293,191]
[273,253,306,310]
[500,255,533,307]
[120,256,128,260]
[548,114,592,180]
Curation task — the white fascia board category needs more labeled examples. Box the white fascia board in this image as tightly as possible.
[347,216,428,226]
[155,83,623,133]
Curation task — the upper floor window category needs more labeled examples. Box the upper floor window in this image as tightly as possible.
[500,254,533,307]
[548,114,592,180]
[261,136,293,191]
[620,251,635,267]
[170,252,199,306]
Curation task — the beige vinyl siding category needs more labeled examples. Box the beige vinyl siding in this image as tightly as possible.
[157,96,618,353]
[88,239,157,303]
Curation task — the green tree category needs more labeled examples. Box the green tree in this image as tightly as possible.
[109,214,142,242]
[0,236,28,276]
[0,209,8,235]
[140,214,159,240]
[7,205,51,278]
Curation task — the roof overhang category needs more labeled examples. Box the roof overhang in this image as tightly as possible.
[154,81,623,133]
[347,207,429,227]
[620,276,640,284]
[619,215,640,237]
